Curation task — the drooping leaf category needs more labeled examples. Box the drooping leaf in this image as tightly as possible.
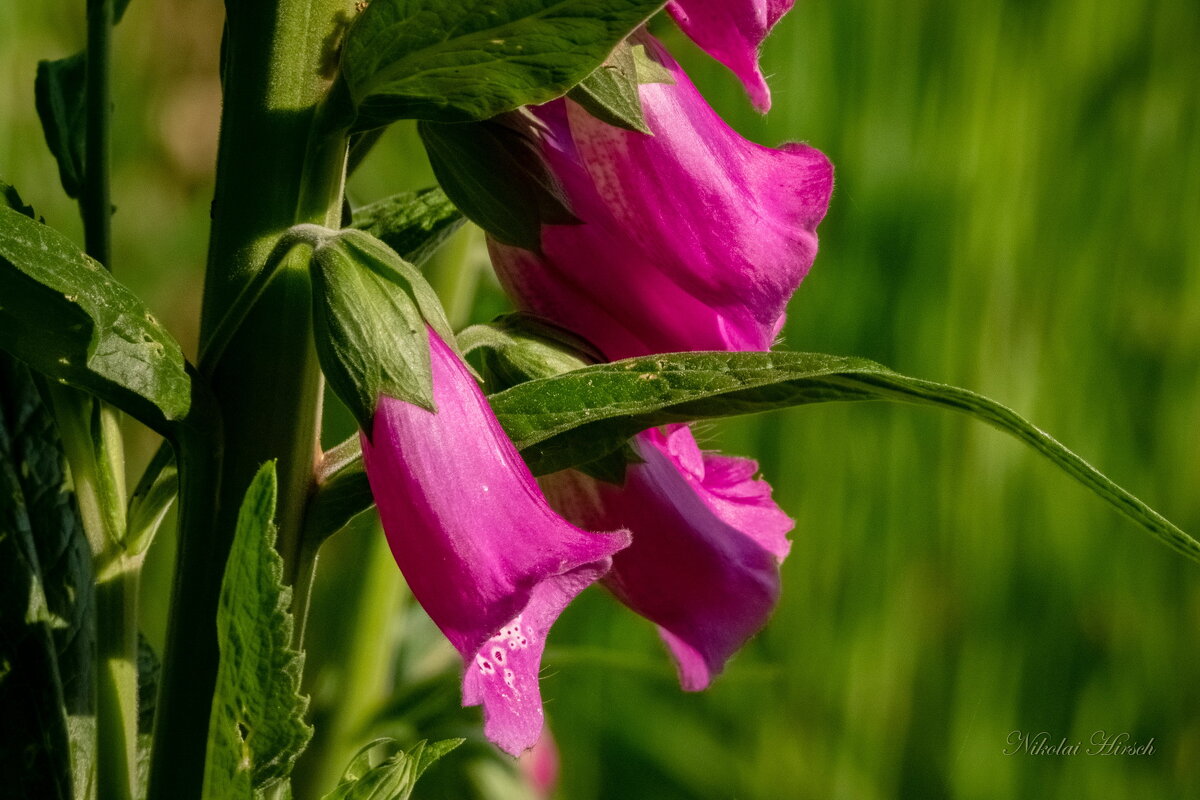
[33,0,133,200]
[320,738,464,800]
[351,187,465,267]
[567,42,650,133]
[0,204,193,434]
[308,350,1200,563]
[202,462,312,799]
[419,117,577,250]
[341,0,666,125]
[0,351,95,800]
[310,228,457,431]
[35,54,88,200]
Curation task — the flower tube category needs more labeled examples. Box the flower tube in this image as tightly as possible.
[488,35,832,361]
[542,426,792,690]
[360,329,631,755]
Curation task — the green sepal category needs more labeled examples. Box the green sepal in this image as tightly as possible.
[309,228,456,433]
[568,41,651,134]
[419,117,578,251]
[320,738,464,800]
[630,41,674,84]
[341,0,667,126]
[202,462,312,800]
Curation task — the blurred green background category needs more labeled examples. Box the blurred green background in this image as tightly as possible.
[3,0,1198,798]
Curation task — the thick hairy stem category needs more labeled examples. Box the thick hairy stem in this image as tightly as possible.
[147,0,355,798]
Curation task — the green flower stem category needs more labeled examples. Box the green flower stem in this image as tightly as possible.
[146,1,355,797]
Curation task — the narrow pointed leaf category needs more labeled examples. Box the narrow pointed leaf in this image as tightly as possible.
[0,204,193,434]
[202,463,312,799]
[341,0,666,125]
[309,351,1198,563]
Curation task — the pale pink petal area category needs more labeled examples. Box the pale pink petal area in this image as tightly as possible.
[488,36,832,360]
[541,429,792,690]
[651,425,792,559]
[361,329,630,755]
[667,0,795,111]
[516,715,560,797]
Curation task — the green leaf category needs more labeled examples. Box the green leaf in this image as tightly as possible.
[497,350,1200,563]
[0,351,96,800]
[35,54,88,199]
[310,229,456,431]
[33,0,133,197]
[419,117,577,250]
[351,187,465,267]
[320,738,464,800]
[567,42,650,133]
[311,350,1200,563]
[0,204,193,435]
[202,462,312,800]
[341,0,666,125]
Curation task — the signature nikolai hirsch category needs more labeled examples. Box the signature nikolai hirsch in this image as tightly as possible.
[1004,730,1156,756]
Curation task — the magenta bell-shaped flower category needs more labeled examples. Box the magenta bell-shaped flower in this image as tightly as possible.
[488,34,832,361]
[541,425,792,690]
[667,0,795,111]
[360,329,631,755]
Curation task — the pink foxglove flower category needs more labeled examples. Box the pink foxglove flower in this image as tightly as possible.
[360,329,630,755]
[667,0,795,111]
[488,35,832,361]
[542,426,792,690]
[517,726,560,798]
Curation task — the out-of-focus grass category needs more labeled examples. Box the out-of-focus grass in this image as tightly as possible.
[3,1,1198,798]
